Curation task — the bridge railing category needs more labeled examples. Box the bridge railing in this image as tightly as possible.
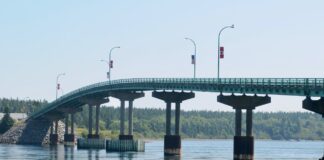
[57,78,324,102]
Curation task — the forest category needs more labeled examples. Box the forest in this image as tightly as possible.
[0,98,323,140]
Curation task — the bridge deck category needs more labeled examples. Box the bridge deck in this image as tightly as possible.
[28,78,324,120]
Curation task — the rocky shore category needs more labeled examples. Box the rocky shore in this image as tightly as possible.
[0,119,65,145]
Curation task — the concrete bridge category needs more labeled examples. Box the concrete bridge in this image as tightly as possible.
[26,78,324,159]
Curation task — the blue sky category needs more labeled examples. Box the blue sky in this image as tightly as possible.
[0,1,324,112]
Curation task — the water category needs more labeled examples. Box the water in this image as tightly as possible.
[0,140,322,160]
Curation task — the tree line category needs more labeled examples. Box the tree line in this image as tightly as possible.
[0,98,323,140]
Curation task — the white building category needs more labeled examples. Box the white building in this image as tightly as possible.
[0,113,27,121]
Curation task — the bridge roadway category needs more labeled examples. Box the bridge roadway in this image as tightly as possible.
[28,77,324,120]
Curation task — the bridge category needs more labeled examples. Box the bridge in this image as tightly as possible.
[26,78,324,159]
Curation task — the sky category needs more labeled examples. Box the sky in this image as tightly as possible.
[0,1,324,112]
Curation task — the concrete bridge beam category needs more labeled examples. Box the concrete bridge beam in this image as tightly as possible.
[217,94,271,160]
[302,97,324,118]
[152,91,195,156]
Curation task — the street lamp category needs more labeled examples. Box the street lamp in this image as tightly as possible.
[185,37,197,78]
[217,24,234,80]
[100,59,109,79]
[108,46,120,81]
[56,73,65,99]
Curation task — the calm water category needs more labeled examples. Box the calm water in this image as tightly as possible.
[0,140,323,160]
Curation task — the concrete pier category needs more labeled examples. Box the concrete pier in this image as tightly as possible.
[77,138,106,149]
[302,97,324,118]
[64,134,75,145]
[64,113,76,145]
[106,139,145,152]
[50,134,58,145]
[50,121,59,145]
[78,97,109,149]
[152,91,195,156]
[88,104,93,138]
[108,91,145,152]
[217,94,270,160]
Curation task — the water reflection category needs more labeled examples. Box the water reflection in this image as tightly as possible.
[117,152,135,160]
[164,155,181,160]
[87,149,100,160]
[49,145,65,160]
[0,140,320,160]
[49,145,103,160]
[64,146,74,160]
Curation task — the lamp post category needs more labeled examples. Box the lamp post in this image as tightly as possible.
[54,73,65,136]
[217,24,234,80]
[108,46,120,81]
[185,37,197,78]
[56,73,65,99]
[100,59,109,79]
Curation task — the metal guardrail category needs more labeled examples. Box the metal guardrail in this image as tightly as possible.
[28,78,324,120]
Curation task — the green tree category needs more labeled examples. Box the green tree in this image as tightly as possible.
[0,107,15,134]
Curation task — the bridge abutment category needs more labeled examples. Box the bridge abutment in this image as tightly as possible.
[152,91,195,156]
[217,94,271,160]
[107,91,145,152]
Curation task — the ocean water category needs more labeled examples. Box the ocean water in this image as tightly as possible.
[0,140,322,160]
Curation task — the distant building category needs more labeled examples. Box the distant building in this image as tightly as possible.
[0,113,27,121]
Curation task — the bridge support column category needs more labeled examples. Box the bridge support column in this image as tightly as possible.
[77,98,109,149]
[152,91,195,156]
[64,113,76,145]
[110,91,144,140]
[128,100,134,136]
[71,113,75,135]
[95,104,100,137]
[235,109,242,136]
[88,105,93,138]
[217,94,270,160]
[50,123,54,134]
[106,91,145,152]
[50,121,59,145]
[65,115,69,135]
[120,100,126,138]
